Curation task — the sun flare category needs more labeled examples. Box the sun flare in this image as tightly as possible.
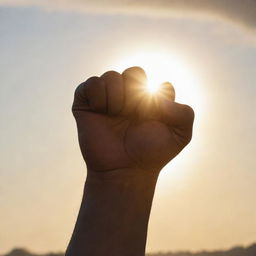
[112,50,202,110]
[109,49,203,183]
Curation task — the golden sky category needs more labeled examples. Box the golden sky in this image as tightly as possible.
[0,1,256,254]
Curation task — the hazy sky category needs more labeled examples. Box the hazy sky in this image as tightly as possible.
[1,0,256,29]
[0,1,256,254]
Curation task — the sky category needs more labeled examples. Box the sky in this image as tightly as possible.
[0,1,256,254]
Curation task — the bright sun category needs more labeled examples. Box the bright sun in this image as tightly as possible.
[109,49,204,184]
[112,50,202,110]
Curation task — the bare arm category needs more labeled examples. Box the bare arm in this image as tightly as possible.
[65,67,194,256]
[66,168,158,256]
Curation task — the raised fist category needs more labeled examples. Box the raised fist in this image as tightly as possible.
[72,67,194,173]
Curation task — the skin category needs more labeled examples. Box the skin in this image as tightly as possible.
[66,67,194,256]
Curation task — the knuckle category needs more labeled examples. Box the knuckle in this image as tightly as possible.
[123,66,145,74]
[122,66,147,82]
[74,82,85,99]
[84,76,101,88]
[101,70,120,79]
[182,104,195,122]
[72,76,102,112]
[74,76,100,97]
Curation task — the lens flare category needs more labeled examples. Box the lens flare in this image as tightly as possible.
[109,49,204,183]
[112,50,202,111]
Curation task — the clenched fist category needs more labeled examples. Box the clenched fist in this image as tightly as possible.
[72,67,194,173]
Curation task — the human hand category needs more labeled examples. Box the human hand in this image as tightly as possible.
[72,67,194,173]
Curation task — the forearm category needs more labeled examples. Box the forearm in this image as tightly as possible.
[65,168,159,256]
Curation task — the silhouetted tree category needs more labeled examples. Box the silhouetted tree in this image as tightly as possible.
[4,244,256,256]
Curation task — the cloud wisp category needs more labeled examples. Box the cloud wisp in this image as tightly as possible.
[1,0,256,31]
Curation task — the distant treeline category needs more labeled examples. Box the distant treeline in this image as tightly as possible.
[3,244,256,256]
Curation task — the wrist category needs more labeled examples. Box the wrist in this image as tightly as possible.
[86,167,159,182]
[66,167,159,256]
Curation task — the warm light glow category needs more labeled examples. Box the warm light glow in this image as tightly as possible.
[110,49,204,183]
[112,50,203,110]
